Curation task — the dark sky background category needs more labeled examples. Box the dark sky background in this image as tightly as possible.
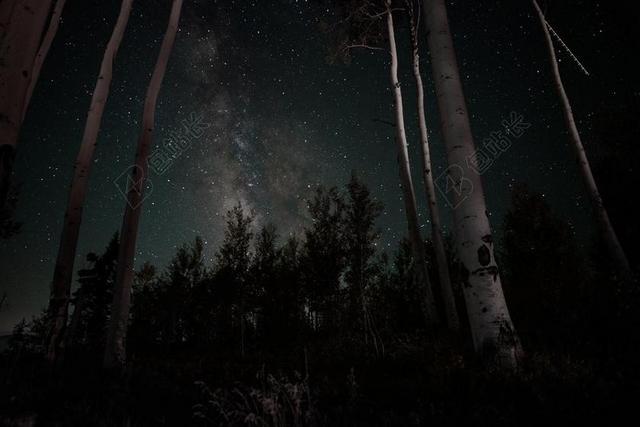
[1,0,638,333]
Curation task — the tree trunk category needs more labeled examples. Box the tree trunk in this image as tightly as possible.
[104,0,184,370]
[531,0,630,278]
[423,0,519,368]
[0,0,52,208]
[47,0,134,365]
[385,1,437,324]
[23,0,68,120]
[407,4,459,330]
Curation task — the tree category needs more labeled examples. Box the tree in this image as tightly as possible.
[500,185,588,351]
[326,0,437,324]
[384,0,437,324]
[301,186,347,331]
[46,0,134,365]
[0,0,52,208]
[531,0,630,279]
[422,0,519,367]
[405,0,458,329]
[251,224,302,349]
[22,0,68,120]
[343,173,384,333]
[0,183,21,239]
[160,238,205,345]
[64,233,119,362]
[104,0,184,369]
[213,204,254,356]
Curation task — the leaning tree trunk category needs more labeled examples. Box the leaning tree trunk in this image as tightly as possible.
[532,0,630,278]
[385,1,437,324]
[104,0,184,370]
[22,0,68,120]
[423,0,519,368]
[46,0,134,365]
[0,0,52,208]
[407,3,459,330]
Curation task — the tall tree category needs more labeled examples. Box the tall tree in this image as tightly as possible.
[344,173,383,331]
[104,0,184,370]
[64,234,119,362]
[0,0,52,208]
[302,186,347,331]
[422,0,519,367]
[384,0,436,323]
[214,205,254,355]
[405,0,458,329]
[531,0,630,278]
[326,0,437,324]
[22,0,68,120]
[46,0,134,365]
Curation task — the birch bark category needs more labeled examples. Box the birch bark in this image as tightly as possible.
[104,0,184,369]
[423,0,519,367]
[47,0,134,364]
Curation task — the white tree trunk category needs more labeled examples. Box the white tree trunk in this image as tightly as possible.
[47,0,134,364]
[0,0,51,207]
[22,0,68,120]
[423,0,519,368]
[407,7,459,330]
[385,1,437,324]
[104,0,184,370]
[532,0,630,278]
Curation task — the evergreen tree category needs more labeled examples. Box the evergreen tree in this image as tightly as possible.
[501,184,588,350]
[64,233,119,361]
[301,187,347,331]
[343,173,383,332]
[214,204,254,355]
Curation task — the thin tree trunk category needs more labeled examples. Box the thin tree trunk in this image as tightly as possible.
[46,0,134,365]
[22,0,68,120]
[423,0,519,368]
[0,0,51,208]
[385,0,437,324]
[104,0,184,370]
[532,0,630,278]
[407,2,459,330]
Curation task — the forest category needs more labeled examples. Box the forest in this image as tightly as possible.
[1,0,639,425]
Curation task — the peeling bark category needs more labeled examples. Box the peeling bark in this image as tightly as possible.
[532,0,630,279]
[104,0,184,370]
[385,0,437,324]
[423,0,519,368]
[47,0,134,365]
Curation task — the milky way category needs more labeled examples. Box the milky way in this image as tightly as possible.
[2,0,634,331]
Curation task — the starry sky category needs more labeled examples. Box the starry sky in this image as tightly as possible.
[1,0,638,333]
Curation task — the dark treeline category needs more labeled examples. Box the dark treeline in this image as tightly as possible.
[2,175,638,426]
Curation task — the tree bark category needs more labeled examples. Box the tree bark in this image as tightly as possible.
[423,0,519,368]
[104,0,184,370]
[532,0,630,278]
[22,0,68,120]
[407,4,459,330]
[47,0,134,365]
[0,0,52,208]
[385,0,437,324]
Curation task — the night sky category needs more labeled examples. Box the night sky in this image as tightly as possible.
[1,0,637,333]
